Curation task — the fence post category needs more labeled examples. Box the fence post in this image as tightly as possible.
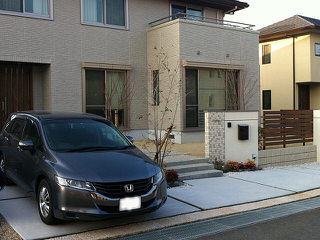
[313,110,320,162]
[262,112,266,150]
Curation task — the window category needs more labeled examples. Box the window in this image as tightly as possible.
[0,0,51,18]
[85,69,127,128]
[315,43,320,56]
[262,90,271,110]
[262,44,271,64]
[8,118,25,139]
[186,69,229,128]
[22,119,41,147]
[171,5,202,21]
[153,70,160,106]
[43,119,130,152]
[186,69,198,128]
[82,0,126,28]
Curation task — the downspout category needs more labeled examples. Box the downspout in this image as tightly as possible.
[293,36,296,110]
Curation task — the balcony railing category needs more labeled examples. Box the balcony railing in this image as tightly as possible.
[149,13,255,30]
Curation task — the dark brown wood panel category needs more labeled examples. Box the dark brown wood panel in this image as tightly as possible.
[0,62,33,130]
[262,110,313,149]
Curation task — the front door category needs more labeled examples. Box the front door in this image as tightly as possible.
[299,85,310,110]
[0,62,33,129]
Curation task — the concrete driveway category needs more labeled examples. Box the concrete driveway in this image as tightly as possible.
[2,163,320,240]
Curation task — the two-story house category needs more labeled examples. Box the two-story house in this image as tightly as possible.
[0,0,259,143]
[260,15,320,112]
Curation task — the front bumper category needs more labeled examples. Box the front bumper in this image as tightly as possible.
[52,179,167,221]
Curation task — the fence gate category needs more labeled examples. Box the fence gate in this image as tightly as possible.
[262,110,313,149]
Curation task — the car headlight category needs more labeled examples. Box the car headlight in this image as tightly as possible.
[153,170,164,185]
[55,176,95,191]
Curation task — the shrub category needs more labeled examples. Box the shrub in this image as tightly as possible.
[165,169,179,182]
[223,163,232,173]
[245,160,256,170]
[226,161,241,172]
[214,159,224,171]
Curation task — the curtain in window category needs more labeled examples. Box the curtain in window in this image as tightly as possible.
[106,72,125,109]
[0,0,22,12]
[106,0,125,26]
[83,0,103,23]
[25,0,49,15]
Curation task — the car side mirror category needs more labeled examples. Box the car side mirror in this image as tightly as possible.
[126,136,134,143]
[18,140,35,151]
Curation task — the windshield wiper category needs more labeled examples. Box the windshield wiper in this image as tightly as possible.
[114,145,135,150]
[65,146,115,152]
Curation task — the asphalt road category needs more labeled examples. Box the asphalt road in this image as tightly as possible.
[195,208,320,240]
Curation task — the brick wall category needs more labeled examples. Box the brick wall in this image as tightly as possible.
[259,146,317,168]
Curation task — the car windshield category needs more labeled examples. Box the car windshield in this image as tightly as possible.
[42,119,131,152]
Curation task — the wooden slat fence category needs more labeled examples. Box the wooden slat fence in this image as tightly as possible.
[262,110,313,149]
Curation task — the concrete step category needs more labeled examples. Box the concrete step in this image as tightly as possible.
[171,163,215,174]
[166,158,209,168]
[179,169,223,181]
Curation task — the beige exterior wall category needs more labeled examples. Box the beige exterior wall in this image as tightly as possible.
[0,0,171,131]
[260,38,295,111]
[0,0,256,140]
[260,33,320,112]
[148,19,259,142]
[310,34,320,82]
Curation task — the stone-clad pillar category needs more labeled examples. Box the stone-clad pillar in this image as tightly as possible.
[205,111,225,162]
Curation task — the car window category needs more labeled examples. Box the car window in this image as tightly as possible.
[22,120,41,147]
[42,119,131,152]
[8,118,26,139]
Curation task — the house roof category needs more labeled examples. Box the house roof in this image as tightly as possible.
[174,0,249,13]
[259,15,320,42]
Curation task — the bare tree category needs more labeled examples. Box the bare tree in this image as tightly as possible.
[104,72,135,127]
[146,48,182,168]
[225,67,258,111]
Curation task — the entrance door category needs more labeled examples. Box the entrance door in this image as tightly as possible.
[298,85,310,110]
[0,63,33,129]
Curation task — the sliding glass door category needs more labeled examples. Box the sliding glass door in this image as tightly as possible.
[185,68,230,128]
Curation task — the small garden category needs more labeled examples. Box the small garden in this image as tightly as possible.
[214,159,258,173]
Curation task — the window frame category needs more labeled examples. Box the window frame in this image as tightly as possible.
[0,0,54,20]
[262,44,271,65]
[81,0,129,30]
[262,90,272,110]
[315,43,320,57]
[170,3,203,21]
[83,68,129,130]
[152,70,160,106]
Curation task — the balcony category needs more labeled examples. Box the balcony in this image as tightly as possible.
[147,13,258,69]
[149,13,255,29]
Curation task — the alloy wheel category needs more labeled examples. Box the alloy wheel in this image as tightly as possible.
[39,186,50,218]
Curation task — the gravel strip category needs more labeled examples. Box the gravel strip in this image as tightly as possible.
[0,215,22,240]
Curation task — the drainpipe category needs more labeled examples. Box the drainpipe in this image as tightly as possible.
[293,36,296,110]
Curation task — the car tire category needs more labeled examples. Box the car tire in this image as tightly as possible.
[37,179,58,225]
[0,154,14,186]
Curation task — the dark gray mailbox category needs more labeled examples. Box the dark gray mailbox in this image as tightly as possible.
[238,124,249,140]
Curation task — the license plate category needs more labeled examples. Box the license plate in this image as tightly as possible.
[119,197,141,211]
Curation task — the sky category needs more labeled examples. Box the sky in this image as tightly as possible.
[224,0,320,30]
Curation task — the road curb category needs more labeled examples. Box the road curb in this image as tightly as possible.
[48,188,320,240]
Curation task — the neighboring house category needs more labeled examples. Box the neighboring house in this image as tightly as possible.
[260,15,320,112]
[0,0,259,143]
